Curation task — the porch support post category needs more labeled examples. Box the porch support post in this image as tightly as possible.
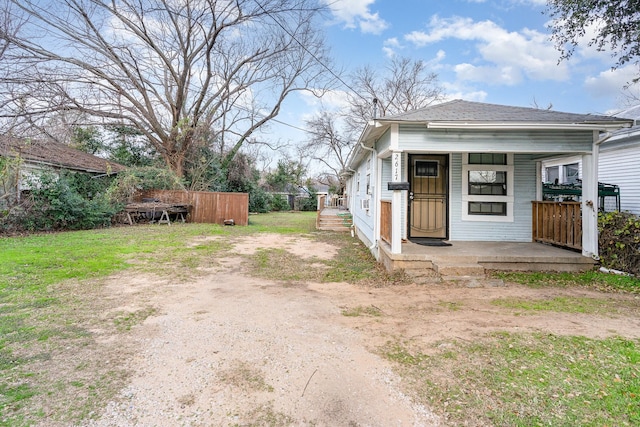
[391,151,402,254]
[581,132,599,259]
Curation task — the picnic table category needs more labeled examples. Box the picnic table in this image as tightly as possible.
[121,202,191,225]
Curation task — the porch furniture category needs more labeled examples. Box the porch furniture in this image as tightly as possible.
[543,181,620,212]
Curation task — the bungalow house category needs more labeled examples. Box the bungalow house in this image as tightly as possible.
[343,100,632,274]
[541,104,640,215]
[0,136,126,204]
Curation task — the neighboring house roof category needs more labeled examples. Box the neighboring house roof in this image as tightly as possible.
[0,136,127,174]
[612,104,640,121]
[603,103,640,144]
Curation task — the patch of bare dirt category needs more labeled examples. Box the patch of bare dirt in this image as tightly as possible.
[77,234,640,427]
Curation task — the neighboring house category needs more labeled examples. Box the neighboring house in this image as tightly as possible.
[0,136,126,202]
[344,99,632,266]
[541,104,640,215]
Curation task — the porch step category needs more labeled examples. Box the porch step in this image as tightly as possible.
[317,212,353,232]
[403,268,441,285]
[435,262,486,278]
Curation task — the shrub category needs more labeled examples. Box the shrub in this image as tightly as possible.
[249,187,272,213]
[270,194,290,211]
[599,211,640,276]
[295,195,316,211]
[106,167,184,203]
[8,171,119,232]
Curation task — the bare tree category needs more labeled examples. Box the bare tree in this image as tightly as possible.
[0,0,331,176]
[345,56,445,133]
[302,110,351,189]
[303,57,445,188]
[0,0,27,134]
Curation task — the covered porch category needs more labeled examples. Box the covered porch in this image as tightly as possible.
[379,239,595,280]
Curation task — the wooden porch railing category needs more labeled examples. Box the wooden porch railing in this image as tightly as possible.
[381,200,392,244]
[532,201,582,250]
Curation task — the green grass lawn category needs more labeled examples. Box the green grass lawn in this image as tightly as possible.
[1,211,639,426]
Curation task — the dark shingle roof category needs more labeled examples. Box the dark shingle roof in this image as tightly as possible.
[384,99,629,124]
[0,136,127,174]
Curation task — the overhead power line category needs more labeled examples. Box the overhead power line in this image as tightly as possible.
[253,0,370,105]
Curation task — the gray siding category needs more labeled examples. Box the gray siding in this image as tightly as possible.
[375,128,392,153]
[381,157,392,201]
[449,153,463,236]
[599,142,640,215]
[398,125,594,154]
[449,154,536,241]
[351,152,375,243]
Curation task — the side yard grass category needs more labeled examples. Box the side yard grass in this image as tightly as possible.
[382,333,639,426]
[380,271,640,426]
[0,211,378,425]
[1,211,639,426]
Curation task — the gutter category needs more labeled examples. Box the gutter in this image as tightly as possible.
[426,122,632,131]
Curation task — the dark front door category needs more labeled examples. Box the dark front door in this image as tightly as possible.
[409,154,449,239]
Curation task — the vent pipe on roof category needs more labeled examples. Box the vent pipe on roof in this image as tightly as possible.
[372,97,378,119]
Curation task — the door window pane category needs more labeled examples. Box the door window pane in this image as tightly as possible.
[415,160,438,177]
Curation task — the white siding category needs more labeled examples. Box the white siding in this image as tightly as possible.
[398,125,594,154]
[599,143,640,215]
[450,154,536,241]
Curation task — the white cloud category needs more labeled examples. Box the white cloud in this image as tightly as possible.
[382,37,401,57]
[454,63,523,86]
[510,0,547,5]
[404,16,570,85]
[300,89,351,111]
[441,81,488,102]
[322,0,389,34]
[584,65,637,98]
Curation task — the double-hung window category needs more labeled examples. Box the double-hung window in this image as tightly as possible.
[462,153,514,222]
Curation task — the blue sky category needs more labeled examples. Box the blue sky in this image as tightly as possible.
[266,0,638,154]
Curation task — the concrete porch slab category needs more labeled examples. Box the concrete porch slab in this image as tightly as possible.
[378,240,596,277]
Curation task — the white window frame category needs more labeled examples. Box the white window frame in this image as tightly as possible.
[462,153,514,222]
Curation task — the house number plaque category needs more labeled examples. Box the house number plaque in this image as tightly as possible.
[392,152,400,182]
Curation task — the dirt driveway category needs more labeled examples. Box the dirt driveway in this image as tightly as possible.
[81,233,640,427]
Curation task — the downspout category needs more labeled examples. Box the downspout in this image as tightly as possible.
[595,132,612,146]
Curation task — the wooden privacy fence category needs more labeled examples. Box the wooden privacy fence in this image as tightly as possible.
[380,200,392,244]
[139,190,248,225]
[532,201,582,250]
